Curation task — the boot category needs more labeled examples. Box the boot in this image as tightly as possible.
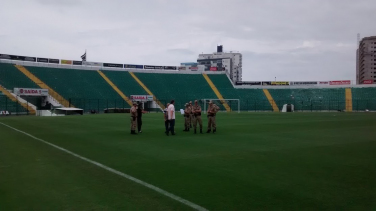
[131,130,137,135]
[207,129,211,133]
[200,128,203,134]
[194,129,197,134]
[213,128,216,133]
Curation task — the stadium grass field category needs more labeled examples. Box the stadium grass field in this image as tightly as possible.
[1,112,375,210]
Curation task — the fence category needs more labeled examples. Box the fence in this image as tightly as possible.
[68,98,376,113]
[1,96,375,116]
[0,95,32,115]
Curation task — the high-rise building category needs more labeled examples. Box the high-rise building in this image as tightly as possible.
[357,36,376,84]
[197,45,242,83]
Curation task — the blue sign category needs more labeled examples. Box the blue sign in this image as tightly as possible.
[124,64,143,69]
[181,62,198,66]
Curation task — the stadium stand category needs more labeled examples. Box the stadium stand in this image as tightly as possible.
[2,62,376,113]
[268,88,346,111]
[352,87,376,111]
[208,74,273,111]
[25,66,122,112]
[15,65,71,107]
[101,71,147,98]
[134,72,219,110]
[202,74,231,111]
[97,70,133,106]
[0,63,39,90]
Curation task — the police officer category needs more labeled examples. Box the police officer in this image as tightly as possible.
[130,102,138,134]
[192,100,203,134]
[189,101,193,128]
[183,103,191,131]
[207,101,218,133]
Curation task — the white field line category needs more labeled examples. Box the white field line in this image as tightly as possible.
[0,122,208,211]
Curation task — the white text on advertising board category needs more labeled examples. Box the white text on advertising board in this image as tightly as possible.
[14,88,49,96]
[130,95,153,101]
[329,80,351,85]
[0,111,10,115]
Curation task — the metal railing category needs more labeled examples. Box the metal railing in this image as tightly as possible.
[1,96,375,116]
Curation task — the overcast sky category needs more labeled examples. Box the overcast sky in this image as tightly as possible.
[1,0,376,81]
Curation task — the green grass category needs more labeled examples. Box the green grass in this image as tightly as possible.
[1,113,376,210]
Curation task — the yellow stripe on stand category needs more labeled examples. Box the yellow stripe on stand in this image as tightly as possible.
[0,85,36,114]
[263,89,279,112]
[14,65,72,107]
[128,72,165,110]
[345,88,353,112]
[202,74,231,112]
[97,70,132,107]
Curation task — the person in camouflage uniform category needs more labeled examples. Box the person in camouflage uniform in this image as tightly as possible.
[189,101,193,128]
[207,101,219,133]
[130,102,138,134]
[183,103,191,131]
[192,100,203,134]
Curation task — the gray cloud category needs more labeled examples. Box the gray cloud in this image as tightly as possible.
[1,0,375,81]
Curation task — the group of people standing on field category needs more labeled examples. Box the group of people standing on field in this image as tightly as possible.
[130,102,146,134]
[182,100,219,134]
[130,99,219,135]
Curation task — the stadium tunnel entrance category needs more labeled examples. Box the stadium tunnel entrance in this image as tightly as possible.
[14,88,52,110]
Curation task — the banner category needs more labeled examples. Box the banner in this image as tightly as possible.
[210,67,217,71]
[163,66,177,70]
[103,63,123,68]
[144,65,163,69]
[0,54,11,59]
[235,81,243,85]
[178,66,187,70]
[330,80,351,85]
[318,81,329,85]
[189,66,198,71]
[242,81,262,85]
[83,61,103,67]
[262,81,272,85]
[48,58,59,64]
[14,88,49,96]
[0,111,10,116]
[61,59,73,65]
[72,61,82,65]
[290,81,318,86]
[363,80,373,84]
[37,58,49,63]
[124,64,143,69]
[130,95,153,102]
[271,81,289,85]
[0,54,36,62]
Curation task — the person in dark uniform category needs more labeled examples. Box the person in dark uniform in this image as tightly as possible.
[163,103,170,133]
[137,102,146,133]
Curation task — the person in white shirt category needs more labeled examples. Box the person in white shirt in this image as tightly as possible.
[166,100,176,135]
